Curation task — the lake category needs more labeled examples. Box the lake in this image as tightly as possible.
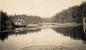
[0,25,86,50]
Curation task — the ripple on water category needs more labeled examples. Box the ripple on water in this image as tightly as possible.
[21,45,86,50]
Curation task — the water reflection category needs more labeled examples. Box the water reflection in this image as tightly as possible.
[53,25,86,44]
[0,25,86,50]
[0,27,41,41]
[1,25,86,42]
[0,26,14,41]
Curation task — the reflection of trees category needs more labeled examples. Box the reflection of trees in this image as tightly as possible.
[0,28,41,41]
[0,32,10,41]
[53,26,86,41]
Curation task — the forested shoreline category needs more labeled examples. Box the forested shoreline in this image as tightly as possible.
[0,2,86,31]
[52,2,86,23]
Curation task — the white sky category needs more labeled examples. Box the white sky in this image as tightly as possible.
[0,0,86,18]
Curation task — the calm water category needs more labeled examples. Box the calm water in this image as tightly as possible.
[0,25,86,50]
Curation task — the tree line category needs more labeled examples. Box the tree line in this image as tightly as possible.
[0,10,42,31]
[52,2,86,23]
[0,10,14,31]
[9,14,41,25]
[0,2,86,29]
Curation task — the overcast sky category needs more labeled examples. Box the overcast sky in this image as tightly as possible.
[1,0,86,18]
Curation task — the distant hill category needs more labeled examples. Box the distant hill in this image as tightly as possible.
[52,2,86,23]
